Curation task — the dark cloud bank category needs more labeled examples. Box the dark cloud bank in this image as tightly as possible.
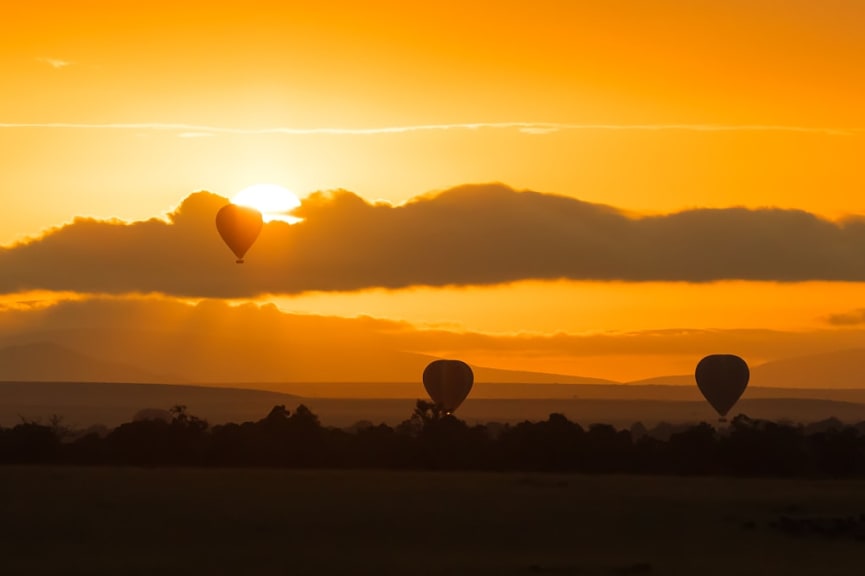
[2,184,864,297]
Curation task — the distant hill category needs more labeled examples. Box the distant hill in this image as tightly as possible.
[0,381,299,428]
[471,366,615,385]
[3,381,865,429]
[2,338,864,397]
[750,348,865,389]
[628,374,693,386]
[630,348,865,390]
[0,338,611,389]
[0,342,175,383]
[217,380,623,400]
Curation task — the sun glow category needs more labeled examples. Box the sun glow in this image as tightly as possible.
[231,184,302,224]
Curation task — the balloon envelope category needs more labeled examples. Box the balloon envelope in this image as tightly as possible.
[695,354,750,418]
[423,359,474,413]
[216,204,263,263]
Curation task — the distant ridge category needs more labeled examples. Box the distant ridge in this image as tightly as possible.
[0,342,176,383]
[472,366,616,385]
[751,348,865,389]
[2,381,865,429]
[2,340,864,393]
[0,339,611,388]
[629,348,865,390]
[0,381,300,428]
[627,374,693,387]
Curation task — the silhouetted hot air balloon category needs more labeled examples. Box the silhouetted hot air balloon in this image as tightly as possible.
[695,354,750,421]
[423,359,474,414]
[215,204,263,263]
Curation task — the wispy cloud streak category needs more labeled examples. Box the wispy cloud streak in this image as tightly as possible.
[0,122,860,137]
[35,57,72,69]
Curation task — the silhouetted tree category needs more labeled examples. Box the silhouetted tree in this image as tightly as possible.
[809,427,865,476]
[496,414,585,472]
[0,422,60,463]
[104,405,208,466]
[629,421,648,440]
[720,415,807,476]
[6,403,865,477]
[582,423,633,473]
[132,408,172,422]
[415,414,489,470]
[396,399,446,437]
[668,422,718,475]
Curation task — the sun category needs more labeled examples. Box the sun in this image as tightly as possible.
[231,184,302,224]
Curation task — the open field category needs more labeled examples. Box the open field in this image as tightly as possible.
[2,467,865,575]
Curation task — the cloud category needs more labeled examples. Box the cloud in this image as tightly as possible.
[0,296,423,383]
[0,121,861,137]
[399,326,865,362]
[177,132,214,139]
[1,296,863,384]
[36,57,71,69]
[2,184,865,297]
[826,309,865,326]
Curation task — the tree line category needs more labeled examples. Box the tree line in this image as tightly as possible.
[2,400,864,476]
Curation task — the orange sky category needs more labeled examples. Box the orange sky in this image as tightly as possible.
[1,1,863,385]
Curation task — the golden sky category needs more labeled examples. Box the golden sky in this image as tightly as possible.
[1,1,863,385]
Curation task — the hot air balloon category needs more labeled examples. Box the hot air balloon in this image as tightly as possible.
[215,204,263,263]
[423,359,474,414]
[695,354,749,422]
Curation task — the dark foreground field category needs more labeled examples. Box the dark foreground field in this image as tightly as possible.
[2,468,865,575]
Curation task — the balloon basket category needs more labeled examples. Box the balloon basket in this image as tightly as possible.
[235,259,245,264]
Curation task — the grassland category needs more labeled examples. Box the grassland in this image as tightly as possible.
[1,467,865,575]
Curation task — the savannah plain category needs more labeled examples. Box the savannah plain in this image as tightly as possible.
[5,2,865,574]
[3,378,865,575]
[3,467,865,575]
